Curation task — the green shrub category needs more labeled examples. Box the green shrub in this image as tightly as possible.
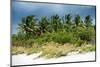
[52,32,70,44]
[34,31,77,45]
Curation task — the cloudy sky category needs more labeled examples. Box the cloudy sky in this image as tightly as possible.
[12,0,96,34]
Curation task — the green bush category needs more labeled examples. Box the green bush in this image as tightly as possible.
[34,37,51,45]
[34,32,77,45]
[52,32,74,44]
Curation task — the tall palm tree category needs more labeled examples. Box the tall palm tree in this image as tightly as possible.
[51,14,61,32]
[65,14,72,25]
[84,15,92,28]
[18,15,37,38]
[74,14,82,26]
[65,14,72,32]
[39,16,49,33]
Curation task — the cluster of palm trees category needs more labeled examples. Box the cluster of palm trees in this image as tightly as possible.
[12,14,96,47]
[18,14,94,37]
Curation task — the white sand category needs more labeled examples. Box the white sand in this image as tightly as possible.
[12,51,95,66]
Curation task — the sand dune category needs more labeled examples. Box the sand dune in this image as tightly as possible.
[12,51,95,66]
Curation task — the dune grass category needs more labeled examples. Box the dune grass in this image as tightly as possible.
[12,46,25,55]
[12,42,95,59]
[40,42,76,58]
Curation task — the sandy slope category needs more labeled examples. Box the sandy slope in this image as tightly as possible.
[12,51,95,66]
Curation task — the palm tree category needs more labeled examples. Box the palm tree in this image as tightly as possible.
[65,14,72,25]
[64,14,72,32]
[84,15,92,28]
[51,14,61,32]
[39,16,49,33]
[18,15,37,38]
[74,15,82,26]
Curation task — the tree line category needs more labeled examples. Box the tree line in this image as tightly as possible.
[12,14,95,47]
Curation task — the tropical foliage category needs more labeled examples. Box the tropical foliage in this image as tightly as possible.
[12,14,96,58]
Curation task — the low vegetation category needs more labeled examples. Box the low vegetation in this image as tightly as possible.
[12,42,95,58]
